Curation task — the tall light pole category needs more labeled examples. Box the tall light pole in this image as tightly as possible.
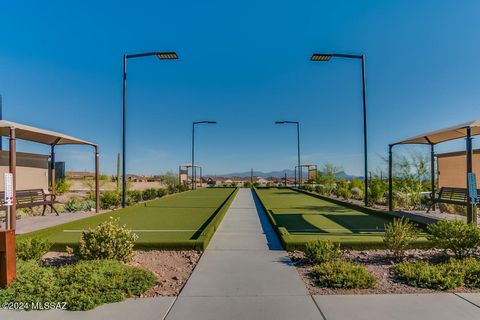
[275,121,301,187]
[192,121,216,190]
[310,53,368,206]
[122,51,178,207]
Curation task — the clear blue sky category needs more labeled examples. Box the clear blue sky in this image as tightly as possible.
[1,0,479,176]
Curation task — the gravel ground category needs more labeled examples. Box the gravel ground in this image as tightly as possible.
[42,250,201,297]
[289,249,480,295]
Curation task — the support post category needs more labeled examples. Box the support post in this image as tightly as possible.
[361,55,368,206]
[50,145,55,194]
[251,168,253,186]
[122,54,127,208]
[466,128,476,223]
[9,128,16,230]
[294,166,297,187]
[388,144,393,212]
[284,172,287,187]
[430,144,436,211]
[191,123,195,190]
[297,122,301,186]
[95,146,100,213]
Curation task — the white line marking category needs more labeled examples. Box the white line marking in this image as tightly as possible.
[289,228,385,232]
[63,229,203,233]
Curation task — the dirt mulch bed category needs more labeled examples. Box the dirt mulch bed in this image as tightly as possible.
[289,249,480,295]
[42,250,201,297]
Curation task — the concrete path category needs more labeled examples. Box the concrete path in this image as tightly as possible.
[165,188,322,320]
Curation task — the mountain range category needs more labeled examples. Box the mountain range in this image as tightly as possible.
[207,169,361,180]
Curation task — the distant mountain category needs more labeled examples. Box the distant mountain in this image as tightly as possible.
[207,169,361,180]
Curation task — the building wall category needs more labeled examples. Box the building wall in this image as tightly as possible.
[437,151,480,188]
[0,151,49,192]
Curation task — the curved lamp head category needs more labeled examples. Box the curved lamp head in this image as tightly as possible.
[310,54,332,61]
[156,52,178,60]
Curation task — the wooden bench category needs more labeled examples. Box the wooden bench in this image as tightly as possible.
[0,189,59,216]
[427,187,479,213]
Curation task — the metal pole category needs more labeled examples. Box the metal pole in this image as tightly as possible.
[361,55,368,206]
[297,122,301,186]
[430,144,436,211]
[9,127,16,230]
[388,144,393,211]
[294,166,297,187]
[95,146,100,213]
[192,123,195,190]
[0,94,3,150]
[50,145,55,194]
[122,54,127,207]
[251,168,253,185]
[466,128,476,223]
[284,172,287,187]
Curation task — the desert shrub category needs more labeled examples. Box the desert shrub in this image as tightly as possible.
[350,187,363,200]
[0,260,155,311]
[304,240,342,264]
[438,203,467,216]
[383,217,418,258]
[427,220,480,258]
[54,179,71,195]
[335,182,351,200]
[177,184,190,192]
[16,238,51,261]
[368,178,388,206]
[394,259,466,290]
[314,185,326,195]
[64,199,95,212]
[127,190,143,203]
[156,188,167,197]
[312,260,376,289]
[301,185,314,192]
[142,188,157,200]
[74,217,138,262]
[463,258,480,288]
[243,181,252,188]
[100,191,121,209]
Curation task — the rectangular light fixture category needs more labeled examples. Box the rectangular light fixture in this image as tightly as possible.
[310,54,332,61]
[156,52,178,60]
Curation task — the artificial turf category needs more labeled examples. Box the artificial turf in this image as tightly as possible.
[254,188,427,250]
[19,187,237,250]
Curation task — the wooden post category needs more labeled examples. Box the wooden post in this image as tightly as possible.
[95,146,100,213]
[9,127,16,230]
[430,143,436,211]
[466,128,477,224]
[0,230,16,287]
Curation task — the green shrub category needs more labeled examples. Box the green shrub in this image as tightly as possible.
[74,217,138,262]
[100,191,121,209]
[463,258,480,288]
[368,178,388,206]
[54,179,71,195]
[394,259,465,290]
[156,188,167,197]
[427,220,480,258]
[314,185,326,195]
[312,260,376,289]
[127,190,143,203]
[142,188,157,200]
[383,217,418,258]
[64,199,95,212]
[304,240,342,264]
[243,181,252,188]
[16,238,51,261]
[0,260,155,311]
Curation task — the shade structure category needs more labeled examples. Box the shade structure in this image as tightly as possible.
[392,120,480,145]
[388,120,480,224]
[0,120,96,146]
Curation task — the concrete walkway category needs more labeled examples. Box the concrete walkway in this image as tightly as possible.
[165,188,322,319]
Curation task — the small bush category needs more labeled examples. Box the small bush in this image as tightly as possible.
[156,188,167,197]
[142,188,157,200]
[243,181,252,188]
[304,240,342,264]
[64,199,95,212]
[394,259,466,290]
[0,260,155,311]
[312,260,376,289]
[383,217,418,258]
[427,220,480,258]
[100,191,121,209]
[16,238,51,261]
[127,190,143,203]
[54,179,71,195]
[463,258,480,288]
[74,217,138,262]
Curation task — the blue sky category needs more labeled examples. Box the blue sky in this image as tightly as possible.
[1,0,479,176]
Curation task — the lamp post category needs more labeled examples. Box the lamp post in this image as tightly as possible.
[275,121,301,187]
[310,53,369,206]
[192,121,216,190]
[122,51,178,207]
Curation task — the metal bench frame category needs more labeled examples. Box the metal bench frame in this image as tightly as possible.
[427,187,478,213]
[0,189,59,216]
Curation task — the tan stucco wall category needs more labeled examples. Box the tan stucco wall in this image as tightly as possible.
[437,153,480,188]
[0,166,49,192]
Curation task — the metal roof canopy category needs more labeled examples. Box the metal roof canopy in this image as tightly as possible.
[388,120,479,224]
[391,120,480,145]
[1,120,99,232]
[0,120,96,146]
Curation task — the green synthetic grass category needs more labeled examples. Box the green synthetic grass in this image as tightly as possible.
[19,188,237,251]
[254,188,428,250]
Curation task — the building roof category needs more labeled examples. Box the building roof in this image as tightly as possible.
[0,120,96,146]
[392,120,480,145]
